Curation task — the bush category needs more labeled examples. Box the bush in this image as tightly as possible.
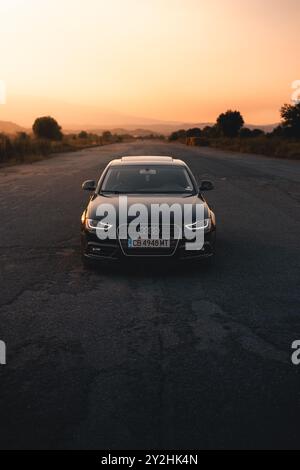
[78,131,88,139]
[252,129,265,138]
[186,136,210,146]
[33,116,63,141]
[0,130,106,166]
[168,129,187,142]
[186,128,201,138]
[102,130,112,142]
[0,133,55,164]
[201,125,220,138]
[209,136,300,160]
[239,128,253,138]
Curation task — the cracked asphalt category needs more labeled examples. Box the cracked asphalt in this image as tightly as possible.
[0,141,300,449]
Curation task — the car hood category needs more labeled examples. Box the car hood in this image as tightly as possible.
[87,193,210,222]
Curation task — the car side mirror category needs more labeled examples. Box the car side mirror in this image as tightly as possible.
[82,180,96,191]
[199,180,214,192]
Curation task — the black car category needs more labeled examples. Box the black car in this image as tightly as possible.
[81,156,216,265]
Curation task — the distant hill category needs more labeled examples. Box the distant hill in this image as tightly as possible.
[69,127,162,137]
[68,122,279,136]
[245,123,279,133]
[0,119,279,138]
[0,120,27,134]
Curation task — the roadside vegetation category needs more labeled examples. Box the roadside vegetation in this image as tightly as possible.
[169,103,300,160]
[0,116,135,166]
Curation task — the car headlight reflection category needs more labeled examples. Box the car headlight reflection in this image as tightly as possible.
[185,218,211,231]
[86,219,113,232]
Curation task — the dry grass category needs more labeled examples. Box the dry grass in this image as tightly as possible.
[192,136,300,160]
[0,132,123,167]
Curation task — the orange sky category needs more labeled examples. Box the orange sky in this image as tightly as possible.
[0,0,299,126]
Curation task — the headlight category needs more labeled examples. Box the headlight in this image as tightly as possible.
[85,219,113,232]
[185,218,211,231]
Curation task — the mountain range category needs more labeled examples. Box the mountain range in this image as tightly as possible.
[0,119,278,136]
[0,120,26,134]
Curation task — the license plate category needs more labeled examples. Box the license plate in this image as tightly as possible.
[127,239,170,248]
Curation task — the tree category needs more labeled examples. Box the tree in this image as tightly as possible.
[280,103,300,138]
[251,128,264,137]
[168,131,178,141]
[269,125,283,137]
[240,128,264,138]
[17,131,29,140]
[32,116,62,140]
[168,129,186,141]
[202,125,219,138]
[0,133,13,162]
[102,130,112,141]
[78,130,88,139]
[239,127,252,138]
[186,127,201,138]
[217,110,244,137]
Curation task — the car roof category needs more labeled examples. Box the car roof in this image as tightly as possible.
[109,156,186,166]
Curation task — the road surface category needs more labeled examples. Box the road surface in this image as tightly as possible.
[0,141,300,449]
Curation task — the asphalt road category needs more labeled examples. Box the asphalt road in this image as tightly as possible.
[0,141,300,449]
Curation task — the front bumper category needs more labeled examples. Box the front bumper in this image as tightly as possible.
[81,229,216,262]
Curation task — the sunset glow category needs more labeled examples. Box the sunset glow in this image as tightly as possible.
[0,0,299,126]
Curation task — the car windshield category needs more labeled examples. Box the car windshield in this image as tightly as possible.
[100,165,195,194]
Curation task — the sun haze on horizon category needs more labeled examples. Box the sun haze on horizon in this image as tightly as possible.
[0,0,299,127]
